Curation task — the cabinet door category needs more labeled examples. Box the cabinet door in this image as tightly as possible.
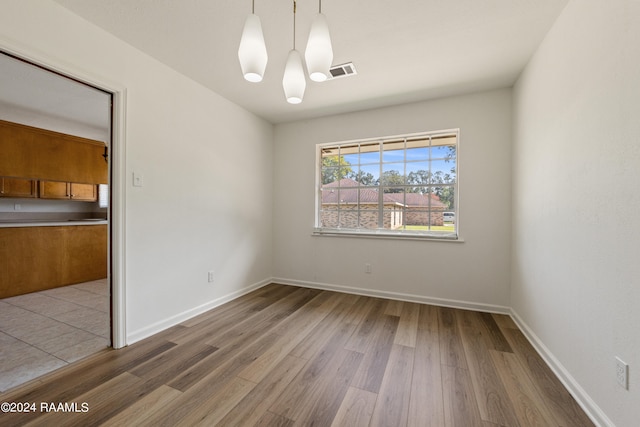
[39,180,70,199]
[70,183,97,202]
[0,177,37,198]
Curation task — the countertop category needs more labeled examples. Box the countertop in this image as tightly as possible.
[0,219,107,228]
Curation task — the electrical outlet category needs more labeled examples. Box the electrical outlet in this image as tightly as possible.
[616,357,629,389]
[208,271,215,283]
[14,203,21,211]
[365,263,372,274]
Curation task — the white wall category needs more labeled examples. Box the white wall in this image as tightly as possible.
[0,1,274,342]
[273,89,512,310]
[512,0,640,425]
[0,102,109,143]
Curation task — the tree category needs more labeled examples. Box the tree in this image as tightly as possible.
[321,156,353,184]
[378,170,404,192]
[348,170,375,185]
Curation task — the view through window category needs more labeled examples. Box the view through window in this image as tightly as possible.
[316,130,458,239]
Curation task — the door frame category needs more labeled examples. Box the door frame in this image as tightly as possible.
[0,44,128,348]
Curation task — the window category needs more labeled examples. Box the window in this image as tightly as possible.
[316,130,458,239]
[98,184,109,209]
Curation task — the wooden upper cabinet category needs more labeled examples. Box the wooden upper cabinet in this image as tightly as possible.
[39,180,70,199]
[39,181,97,202]
[0,120,108,184]
[70,183,97,201]
[0,177,37,198]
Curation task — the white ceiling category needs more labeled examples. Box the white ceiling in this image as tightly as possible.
[0,53,111,141]
[3,1,570,126]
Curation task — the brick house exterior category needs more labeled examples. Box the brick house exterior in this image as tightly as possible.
[321,178,447,229]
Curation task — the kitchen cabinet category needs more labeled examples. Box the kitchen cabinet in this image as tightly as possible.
[39,181,97,202]
[0,177,37,198]
[0,224,107,298]
[0,120,108,184]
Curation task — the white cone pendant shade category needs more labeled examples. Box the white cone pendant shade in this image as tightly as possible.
[238,13,268,82]
[282,49,306,104]
[305,13,333,82]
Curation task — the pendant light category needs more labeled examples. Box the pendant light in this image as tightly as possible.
[305,0,333,82]
[282,0,306,104]
[238,0,268,83]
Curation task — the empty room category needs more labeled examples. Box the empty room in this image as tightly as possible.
[0,1,638,426]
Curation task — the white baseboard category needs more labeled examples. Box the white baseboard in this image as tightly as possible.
[126,278,271,344]
[510,310,614,427]
[272,277,511,315]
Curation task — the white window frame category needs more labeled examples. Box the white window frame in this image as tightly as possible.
[314,129,460,241]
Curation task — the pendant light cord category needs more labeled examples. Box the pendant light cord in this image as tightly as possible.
[293,0,297,49]
[252,0,255,14]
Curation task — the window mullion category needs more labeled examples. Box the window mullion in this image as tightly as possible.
[378,140,383,229]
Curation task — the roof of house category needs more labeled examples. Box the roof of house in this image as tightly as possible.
[322,178,446,208]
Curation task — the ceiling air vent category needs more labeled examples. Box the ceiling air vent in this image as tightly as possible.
[328,62,357,80]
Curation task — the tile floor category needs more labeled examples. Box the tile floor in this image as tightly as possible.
[0,279,110,392]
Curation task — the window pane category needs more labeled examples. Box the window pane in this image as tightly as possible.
[358,187,379,205]
[359,142,380,164]
[382,140,404,163]
[406,137,429,160]
[406,161,429,185]
[358,188,380,229]
[381,164,405,186]
[430,145,452,159]
[338,204,358,228]
[430,159,456,184]
[343,153,359,166]
[359,164,380,185]
[433,185,455,211]
[321,167,339,185]
[352,168,376,185]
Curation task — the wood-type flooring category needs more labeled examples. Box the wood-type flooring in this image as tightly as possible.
[0,284,594,426]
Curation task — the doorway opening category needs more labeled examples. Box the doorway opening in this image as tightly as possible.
[0,51,119,391]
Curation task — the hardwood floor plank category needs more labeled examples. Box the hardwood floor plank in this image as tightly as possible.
[293,350,364,425]
[394,301,420,348]
[26,372,144,427]
[370,344,415,427]
[270,346,363,422]
[129,342,218,387]
[238,293,343,383]
[491,313,518,330]
[457,310,519,426]
[384,299,404,316]
[100,385,182,427]
[442,365,484,427]
[489,349,558,426]
[330,387,377,427]
[290,299,357,360]
[0,340,175,426]
[254,411,295,427]
[172,286,317,346]
[218,355,308,426]
[182,377,256,426]
[438,307,468,369]
[478,312,513,353]
[408,304,445,427]
[344,298,389,353]
[350,314,399,393]
[503,328,595,427]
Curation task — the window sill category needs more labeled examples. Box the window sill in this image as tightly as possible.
[312,228,464,242]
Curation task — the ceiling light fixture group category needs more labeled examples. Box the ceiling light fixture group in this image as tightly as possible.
[238,0,334,104]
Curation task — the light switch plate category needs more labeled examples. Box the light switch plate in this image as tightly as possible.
[133,172,144,187]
